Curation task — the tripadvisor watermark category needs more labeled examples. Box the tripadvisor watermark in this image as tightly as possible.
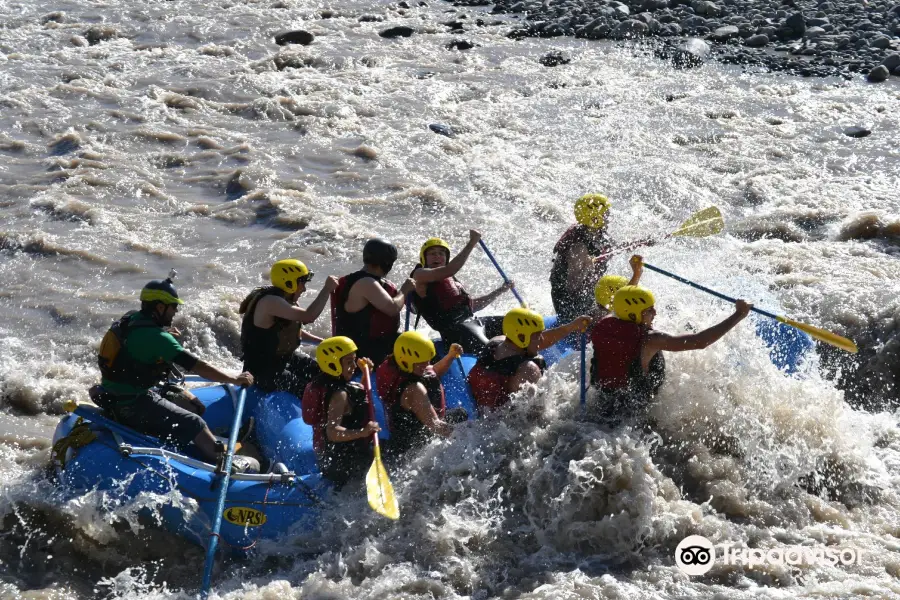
[675,535,863,576]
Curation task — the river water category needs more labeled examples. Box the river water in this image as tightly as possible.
[1,0,900,597]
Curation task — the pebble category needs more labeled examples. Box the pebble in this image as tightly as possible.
[274,30,314,45]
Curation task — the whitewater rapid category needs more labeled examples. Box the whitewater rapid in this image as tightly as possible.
[1,0,899,597]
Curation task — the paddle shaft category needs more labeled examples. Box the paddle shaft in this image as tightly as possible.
[643,263,779,320]
[404,297,411,332]
[360,364,381,452]
[478,240,525,306]
[201,385,248,600]
[580,333,587,410]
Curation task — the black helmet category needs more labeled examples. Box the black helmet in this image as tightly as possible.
[140,271,184,305]
[362,238,398,273]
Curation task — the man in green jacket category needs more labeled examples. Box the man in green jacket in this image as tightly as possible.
[96,274,255,468]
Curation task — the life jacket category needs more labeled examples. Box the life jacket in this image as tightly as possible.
[376,356,446,454]
[467,339,546,411]
[409,266,474,332]
[549,225,612,320]
[332,270,400,362]
[97,311,170,389]
[240,286,302,377]
[301,374,370,454]
[590,315,666,393]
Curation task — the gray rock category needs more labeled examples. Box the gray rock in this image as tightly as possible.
[539,50,572,66]
[672,37,710,67]
[805,26,826,39]
[894,65,900,76]
[744,33,769,47]
[614,4,631,17]
[612,19,650,39]
[866,65,890,82]
[709,25,740,41]
[843,126,871,138]
[446,39,476,50]
[275,30,315,45]
[359,14,385,22]
[870,36,892,49]
[785,12,805,37]
[807,17,829,26]
[379,26,415,38]
[429,123,455,137]
[885,53,900,71]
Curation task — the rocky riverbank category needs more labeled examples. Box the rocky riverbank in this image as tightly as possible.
[453,0,900,79]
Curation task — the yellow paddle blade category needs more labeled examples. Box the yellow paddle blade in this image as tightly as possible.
[366,446,399,520]
[671,206,724,238]
[777,316,858,354]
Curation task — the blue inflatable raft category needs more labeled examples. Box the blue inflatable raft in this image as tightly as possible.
[51,315,812,555]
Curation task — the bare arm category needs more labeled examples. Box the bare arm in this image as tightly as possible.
[433,343,462,378]
[413,230,481,284]
[472,281,514,313]
[643,302,752,355]
[191,361,253,387]
[300,330,324,344]
[531,316,592,352]
[401,385,452,437]
[263,279,337,324]
[628,255,643,286]
[565,243,596,294]
[325,390,380,442]
[355,277,415,316]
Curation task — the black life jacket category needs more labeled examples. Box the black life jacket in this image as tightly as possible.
[97,311,170,389]
[376,356,446,455]
[240,286,302,377]
[467,339,546,411]
[409,265,474,332]
[301,374,370,456]
[549,225,612,320]
[332,270,400,363]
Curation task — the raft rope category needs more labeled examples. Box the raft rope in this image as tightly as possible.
[50,418,97,468]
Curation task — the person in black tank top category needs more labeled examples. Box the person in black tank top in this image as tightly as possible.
[239,259,337,397]
[550,194,654,325]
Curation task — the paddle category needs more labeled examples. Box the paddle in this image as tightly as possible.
[580,332,587,411]
[594,206,725,264]
[478,239,526,307]
[358,360,400,520]
[201,385,248,599]
[643,262,858,354]
[404,297,412,332]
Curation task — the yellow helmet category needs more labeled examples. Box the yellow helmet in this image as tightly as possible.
[574,194,611,229]
[503,307,545,349]
[594,275,629,309]
[316,336,358,377]
[271,259,313,294]
[419,238,451,265]
[394,331,436,373]
[612,286,655,324]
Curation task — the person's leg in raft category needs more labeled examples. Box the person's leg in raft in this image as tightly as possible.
[441,321,490,354]
[480,316,504,340]
[276,353,320,398]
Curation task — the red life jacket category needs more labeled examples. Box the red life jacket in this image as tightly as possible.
[332,270,400,362]
[376,356,446,454]
[410,266,473,332]
[468,340,545,411]
[301,374,368,453]
[590,315,646,390]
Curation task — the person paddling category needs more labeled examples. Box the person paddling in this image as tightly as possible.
[590,284,752,426]
[301,336,380,489]
[375,331,464,458]
[410,230,515,353]
[239,259,338,398]
[333,239,415,366]
[550,194,652,325]
[94,275,257,471]
[468,307,591,413]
